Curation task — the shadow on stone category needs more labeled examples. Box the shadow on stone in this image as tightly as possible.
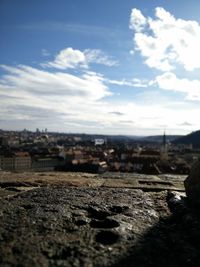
[90,218,120,229]
[110,198,200,267]
[87,207,111,220]
[95,231,120,245]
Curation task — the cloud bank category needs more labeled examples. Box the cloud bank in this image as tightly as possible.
[130,7,200,102]
[130,7,200,72]
[1,7,200,135]
[44,47,118,69]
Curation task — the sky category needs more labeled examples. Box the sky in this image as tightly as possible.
[1,0,200,136]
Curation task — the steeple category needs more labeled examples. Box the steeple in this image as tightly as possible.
[160,131,168,161]
[163,131,166,147]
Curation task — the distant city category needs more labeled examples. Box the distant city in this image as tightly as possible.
[0,128,199,175]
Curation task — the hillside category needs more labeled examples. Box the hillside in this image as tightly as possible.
[141,135,182,143]
[173,130,200,148]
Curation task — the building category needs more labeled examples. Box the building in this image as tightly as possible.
[14,152,31,171]
[0,156,14,171]
[0,152,31,171]
[31,156,64,171]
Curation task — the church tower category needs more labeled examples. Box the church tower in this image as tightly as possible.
[160,131,168,161]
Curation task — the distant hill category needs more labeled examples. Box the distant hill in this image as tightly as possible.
[173,130,200,148]
[141,135,182,143]
[105,135,182,143]
[106,135,183,143]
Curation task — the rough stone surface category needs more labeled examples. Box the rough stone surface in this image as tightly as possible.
[184,159,200,205]
[0,186,163,267]
[1,172,200,267]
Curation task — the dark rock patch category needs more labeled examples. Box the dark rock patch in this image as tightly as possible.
[87,207,111,220]
[90,219,120,229]
[95,231,120,245]
[75,218,88,226]
[109,205,129,214]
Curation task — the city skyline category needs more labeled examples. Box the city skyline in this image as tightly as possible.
[1,0,200,135]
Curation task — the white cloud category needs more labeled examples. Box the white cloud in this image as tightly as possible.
[0,64,199,134]
[0,64,116,132]
[0,59,200,134]
[107,78,148,87]
[0,64,110,101]
[44,47,86,69]
[84,49,118,67]
[130,7,200,71]
[129,8,147,32]
[43,47,118,70]
[154,72,200,100]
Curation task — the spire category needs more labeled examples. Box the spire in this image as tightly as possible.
[160,130,168,161]
[163,131,166,147]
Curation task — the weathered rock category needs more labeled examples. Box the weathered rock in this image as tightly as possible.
[0,172,200,267]
[184,159,200,205]
[0,186,166,267]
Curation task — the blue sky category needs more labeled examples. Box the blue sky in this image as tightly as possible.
[1,0,200,135]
